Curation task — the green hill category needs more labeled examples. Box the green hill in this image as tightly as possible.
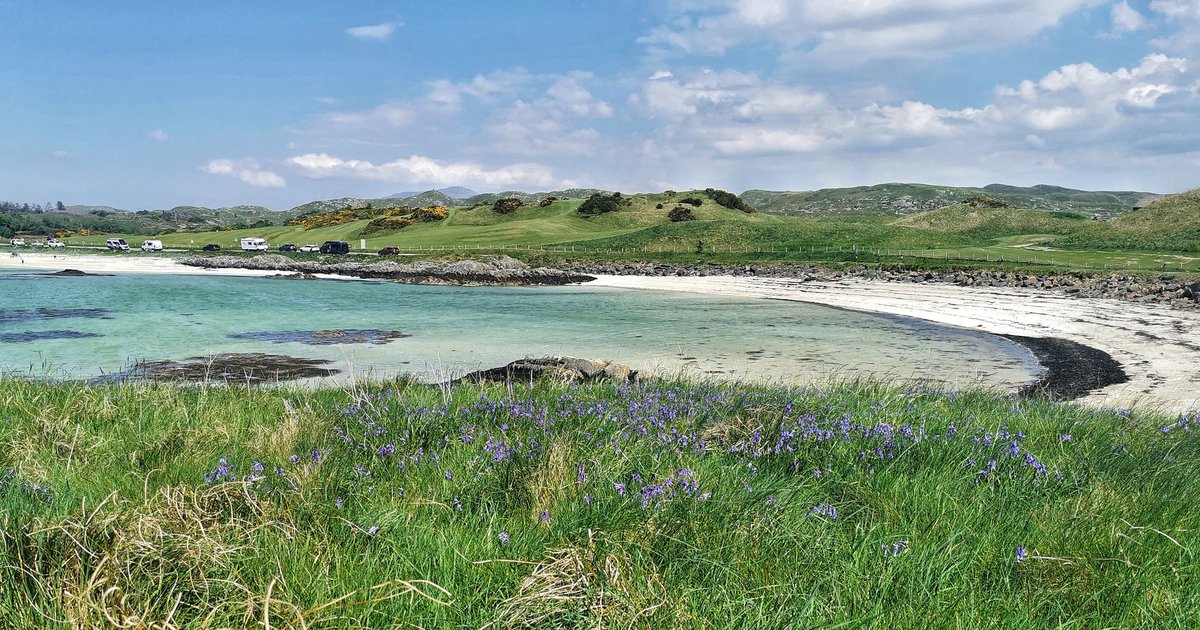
[745,183,1155,218]
[893,204,1091,239]
[1050,188,1200,252]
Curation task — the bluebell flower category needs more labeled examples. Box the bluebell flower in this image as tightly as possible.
[1015,546,1028,562]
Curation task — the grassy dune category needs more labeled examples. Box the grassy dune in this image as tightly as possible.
[50,188,1200,274]
[2,377,1198,627]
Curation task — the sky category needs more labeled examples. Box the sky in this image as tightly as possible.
[2,0,1199,210]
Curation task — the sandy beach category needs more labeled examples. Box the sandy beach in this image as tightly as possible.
[3,252,1196,414]
[1,250,278,276]
[591,274,1200,416]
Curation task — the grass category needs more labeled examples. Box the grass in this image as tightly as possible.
[2,376,1198,627]
[36,187,1200,276]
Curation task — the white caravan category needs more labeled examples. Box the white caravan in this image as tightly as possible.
[141,240,163,251]
[240,237,268,251]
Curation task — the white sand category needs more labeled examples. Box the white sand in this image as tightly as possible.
[0,251,278,276]
[4,252,1195,414]
[590,274,1200,415]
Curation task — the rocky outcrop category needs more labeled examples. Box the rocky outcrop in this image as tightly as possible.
[230,329,410,346]
[559,261,1200,309]
[181,254,593,286]
[456,356,644,385]
[88,353,338,385]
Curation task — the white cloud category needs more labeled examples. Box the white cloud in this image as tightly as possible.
[640,0,1103,66]
[345,21,401,41]
[617,53,1200,192]
[1150,0,1200,51]
[286,153,560,188]
[202,159,286,188]
[149,129,168,142]
[1111,1,1147,32]
[309,69,530,136]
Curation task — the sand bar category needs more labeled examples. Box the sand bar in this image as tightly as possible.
[590,274,1200,416]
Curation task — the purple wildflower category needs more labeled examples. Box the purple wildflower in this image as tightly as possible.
[498,531,510,545]
[810,503,839,519]
[1015,546,1028,562]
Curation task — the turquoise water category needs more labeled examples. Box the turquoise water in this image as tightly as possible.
[0,270,1041,388]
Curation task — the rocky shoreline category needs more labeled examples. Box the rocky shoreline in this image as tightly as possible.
[180,254,594,286]
[559,261,1200,310]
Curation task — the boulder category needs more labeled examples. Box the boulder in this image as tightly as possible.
[456,356,641,385]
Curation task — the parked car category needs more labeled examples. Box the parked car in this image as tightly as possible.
[299,244,320,253]
[46,238,65,248]
[141,240,163,251]
[278,243,297,252]
[320,240,350,255]
[105,238,130,251]
[10,238,25,247]
[378,246,401,255]
[201,244,221,251]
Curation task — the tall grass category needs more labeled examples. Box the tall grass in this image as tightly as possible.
[1,377,1197,627]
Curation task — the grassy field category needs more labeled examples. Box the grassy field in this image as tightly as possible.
[2,377,1198,627]
[43,188,1200,274]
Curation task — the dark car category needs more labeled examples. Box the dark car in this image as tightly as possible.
[378,246,401,256]
[319,240,350,255]
[278,243,297,252]
[201,244,221,251]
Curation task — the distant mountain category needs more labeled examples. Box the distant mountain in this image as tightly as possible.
[743,183,1157,218]
[387,186,478,200]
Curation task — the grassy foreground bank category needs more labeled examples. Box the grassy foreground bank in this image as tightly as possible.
[1,378,1197,627]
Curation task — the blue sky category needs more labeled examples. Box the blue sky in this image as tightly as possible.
[2,0,1198,209]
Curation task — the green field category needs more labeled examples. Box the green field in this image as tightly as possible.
[2,377,1198,627]
[43,188,1200,275]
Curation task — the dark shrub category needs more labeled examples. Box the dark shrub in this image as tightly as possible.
[577,193,630,216]
[703,188,756,213]
[963,195,1010,209]
[668,206,696,222]
[538,196,558,207]
[655,203,664,209]
[492,198,524,214]
[680,197,703,207]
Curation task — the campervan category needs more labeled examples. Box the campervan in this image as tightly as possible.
[105,238,129,251]
[141,240,163,251]
[240,237,268,251]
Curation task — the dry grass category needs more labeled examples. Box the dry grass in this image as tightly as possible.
[489,533,666,628]
[527,440,573,523]
[6,482,295,628]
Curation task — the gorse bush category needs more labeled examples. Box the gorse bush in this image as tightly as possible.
[577,192,630,216]
[492,198,524,215]
[668,206,696,222]
[704,188,757,213]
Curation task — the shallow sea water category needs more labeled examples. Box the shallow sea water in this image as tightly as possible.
[0,270,1042,389]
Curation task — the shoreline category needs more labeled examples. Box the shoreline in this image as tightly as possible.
[587,274,1199,415]
[3,252,1195,414]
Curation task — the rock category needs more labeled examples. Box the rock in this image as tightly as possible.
[456,356,640,385]
[88,353,339,385]
[1185,282,1200,301]
[230,329,410,346]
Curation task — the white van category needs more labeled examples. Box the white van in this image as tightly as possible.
[141,240,163,251]
[105,238,129,251]
[240,237,268,251]
[10,238,25,246]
